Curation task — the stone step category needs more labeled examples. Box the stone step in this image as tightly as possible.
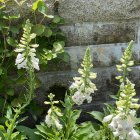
[58,0,140,23]
[65,43,140,70]
[60,22,136,47]
[36,65,140,106]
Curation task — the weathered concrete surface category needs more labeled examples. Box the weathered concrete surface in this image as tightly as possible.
[36,66,140,106]
[43,43,140,72]
[61,22,136,46]
[65,43,140,70]
[58,0,140,23]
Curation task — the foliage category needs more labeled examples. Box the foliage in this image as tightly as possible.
[0,1,140,140]
[35,48,97,140]
[0,0,66,127]
[0,19,37,140]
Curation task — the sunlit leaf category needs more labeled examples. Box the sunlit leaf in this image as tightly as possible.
[32,24,45,36]
[32,0,42,11]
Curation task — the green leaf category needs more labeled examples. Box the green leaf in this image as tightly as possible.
[58,52,70,62]
[42,27,52,37]
[53,16,61,23]
[76,122,95,139]
[11,98,21,107]
[7,37,18,47]
[32,0,42,11]
[109,95,118,100]
[37,1,48,15]
[16,126,41,140]
[32,24,45,36]
[45,15,54,18]
[8,14,20,20]
[6,89,14,96]
[5,120,10,129]
[0,125,5,131]
[0,68,3,75]
[88,111,104,122]
[28,101,43,121]
[16,76,26,85]
[0,21,6,30]
[53,41,65,52]
[17,126,37,139]
[34,77,41,89]
[10,26,19,34]
[11,131,20,139]
[36,124,47,135]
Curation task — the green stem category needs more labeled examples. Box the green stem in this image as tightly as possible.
[63,99,73,140]
[6,66,34,140]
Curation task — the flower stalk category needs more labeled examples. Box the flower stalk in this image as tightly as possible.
[70,47,97,105]
[103,41,140,140]
[6,19,38,140]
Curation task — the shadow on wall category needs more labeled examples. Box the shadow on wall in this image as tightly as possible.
[47,85,68,102]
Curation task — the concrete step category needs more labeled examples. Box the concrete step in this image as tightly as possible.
[60,22,136,47]
[36,65,140,106]
[58,0,140,23]
[65,43,140,69]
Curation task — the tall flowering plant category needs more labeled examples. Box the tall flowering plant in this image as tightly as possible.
[103,41,140,140]
[70,48,97,105]
[15,20,39,71]
[36,47,98,139]
[0,19,39,140]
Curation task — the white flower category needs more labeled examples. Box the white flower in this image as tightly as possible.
[86,95,92,103]
[70,47,97,105]
[31,56,40,70]
[106,113,139,140]
[15,53,25,64]
[45,115,52,127]
[17,58,27,69]
[31,44,39,48]
[72,91,85,105]
[45,108,63,130]
[103,114,113,123]
[15,48,25,52]
[54,119,62,130]
[129,129,140,140]
[15,44,39,70]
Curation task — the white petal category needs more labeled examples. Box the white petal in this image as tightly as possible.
[17,59,27,69]
[30,33,36,39]
[15,48,25,52]
[29,52,36,57]
[103,114,113,123]
[15,57,24,65]
[86,95,92,103]
[32,60,39,70]
[113,131,120,137]
[55,119,62,130]
[30,48,36,53]
[31,56,39,63]
[31,44,39,48]
[18,44,26,48]
[17,53,24,60]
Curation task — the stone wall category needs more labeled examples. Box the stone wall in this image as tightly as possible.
[36,0,140,114]
[6,0,140,117]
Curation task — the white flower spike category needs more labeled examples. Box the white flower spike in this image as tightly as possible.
[15,19,39,71]
[70,48,97,105]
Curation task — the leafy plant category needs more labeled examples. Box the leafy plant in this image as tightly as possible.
[103,41,140,140]
[0,19,38,140]
[36,47,98,140]
[0,0,66,126]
